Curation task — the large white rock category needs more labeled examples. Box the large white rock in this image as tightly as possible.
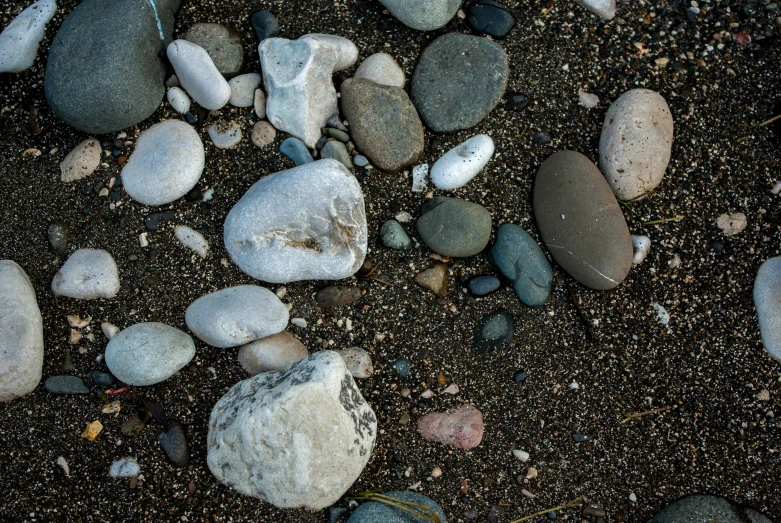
[60,138,101,182]
[207,351,377,509]
[167,39,231,110]
[599,89,674,200]
[51,248,119,299]
[224,159,367,283]
[105,322,196,386]
[237,331,309,375]
[754,257,781,362]
[229,73,262,107]
[0,0,56,73]
[430,134,495,190]
[185,285,289,348]
[121,120,205,206]
[575,0,616,19]
[354,53,405,88]
[0,261,44,401]
[259,34,358,148]
[379,0,461,31]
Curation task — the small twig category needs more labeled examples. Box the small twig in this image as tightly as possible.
[621,406,672,424]
[643,215,683,225]
[368,276,393,286]
[759,114,781,127]
[566,282,595,341]
[735,135,751,143]
[617,199,635,213]
[509,496,584,522]
[520,125,528,138]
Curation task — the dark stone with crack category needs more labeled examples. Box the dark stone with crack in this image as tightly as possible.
[489,223,552,307]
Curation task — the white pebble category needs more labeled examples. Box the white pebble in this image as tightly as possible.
[174,225,209,258]
[254,89,266,119]
[395,211,412,223]
[354,52,405,87]
[202,188,214,201]
[568,381,579,390]
[717,212,747,236]
[631,235,652,265]
[771,181,781,195]
[56,456,70,477]
[60,138,101,182]
[229,73,262,108]
[208,120,242,149]
[0,0,56,73]
[629,492,637,502]
[431,134,495,190]
[411,164,429,193]
[51,249,120,300]
[653,303,670,325]
[139,232,149,247]
[167,39,231,110]
[291,318,307,328]
[166,87,191,114]
[578,89,600,108]
[421,389,435,399]
[109,457,140,478]
[101,322,120,340]
[513,449,530,462]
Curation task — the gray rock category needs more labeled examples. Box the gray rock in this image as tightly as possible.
[380,220,413,250]
[237,331,309,375]
[280,137,314,166]
[251,121,276,148]
[167,39,231,110]
[157,420,190,467]
[207,120,242,149]
[45,376,89,394]
[489,224,552,307]
[354,53,405,87]
[575,0,616,20]
[649,494,775,523]
[44,0,179,134]
[335,347,374,379]
[316,285,362,308]
[51,248,120,299]
[254,89,266,118]
[0,261,44,402]
[207,351,377,509]
[185,285,289,348]
[320,140,354,169]
[473,309,514,353]
[416,196,492,257]
[182,23,244,78]
[347,491,448,523]
[533,151,633,290]
[411,33,508,133]
[224,159,367,283]
[754,257,781,362]
[378,0,462,31]
[228,73,262,107]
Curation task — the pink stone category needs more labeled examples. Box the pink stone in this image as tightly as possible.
[417,404,484,450]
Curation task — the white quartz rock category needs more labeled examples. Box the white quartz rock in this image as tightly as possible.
[229,73,262,107]
[631,235,651,265]
[354,53,405,88]
[207,120,242,149]
[167,87,191,114]
[51,249,119,299]
[167,39,231,110]
[0,0,56,73]
[60,138,101,182]
[575,0,616,19]
[237,331,309,375]
[175,225,209,258]
[431,134,495,190]
[109,457,139,478]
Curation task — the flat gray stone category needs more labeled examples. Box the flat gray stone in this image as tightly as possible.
[51,248,120,299]
[378,0,462,31]
[416,196,492,257]
[754,256,781,362]
[237,331,309,375]
[347,491,448,522]
[183,23,244,78]
[649,494,774,523]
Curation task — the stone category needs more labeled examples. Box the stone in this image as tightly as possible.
[224,159,367,283]
[60,138,101,182]
[109,457,140,478]
[0,0,56,73]
[411,33,508,132]
[335,347,374,379]
[418,404,483,449]
[648,495,775,523]
[391,358,411,378]
[754,257,781,362]
[717,212,748,236]
[229,73,262,107]
[208,120,242,149]
[354,53,405,87]
[467,275,500,297]
[144,210,175,231]
[430,134,495,190]
[353,155,369,168]
[347,491,448,523]
[414,263,449,297]
[206,351,377,509]
[379,220,413,250]
[378,0,461,31]
[412,164,429,192]
[45,376,89,394]
[44,0,178,134]
[575,0,616,20]
[416,197,492,257]
[631,235,651,265]
[339,78,424,172]
[51,248,120,299]
[167,39,231,110]
[47,220,69,254]
[157,420,190,467]
[532,131,552,145]
[185,285,289,348]
[280,137,314,166]
[105,322,196,386]
[250,10,280,43]
[260,34,358,148]
[578,89,599,108]
[251,121,276,148]
[489,224,553,307]
[85,369,117,388]
[175,225,209,258]
[599,89,673,200]
[467,0,516,38]
[506,92,530,111]
[182,23,243,78]
[121,120,205,206]
[533,151,633,290]
[167,86,191,114]
[320,140,354,169]
[237,331,309,375]
[316,285,362,308]
[254,89,266,118]
[473,309,514,353]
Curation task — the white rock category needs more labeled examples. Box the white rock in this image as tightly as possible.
[430,134,495,190]
[412,164,429,192]
[378,0,461,31]
[185,285,289,348]
[237,331,309,375]
[754,257,781,361]
[109,457,139,478]
[254,89,266,119]
[51,249,119,300]
[0,261,44,402]
[121,120,205,206]
[229,73,262,108]
[60,138,101,182]
[354,53,405,88]
[0,0,56,73]
[166,87,191,114]
[175,225,209,258]
[291,318,307,328]
[599,89,674,200]
[717,212,747,236]
[207,351,377,509]
[167,39,231,110]
[631,235,651,265]
[101,322,119,340]
[578,89,600,108]
[575,0,616,19]
[56,456,70,476]
[207,120,242,149]
[513,449,530,462]
[105,322,196,386]
[653,303,670,325]
[335,347,374,378]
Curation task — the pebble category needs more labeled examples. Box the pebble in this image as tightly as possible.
[572,433,591,443]
[631,235,651,265]
[56,456,70,477]
[251,121,277,148]
[575,0,616,19]
[578,89,600,108]
[648,494,774,522]
[157,419,190,467]
[45,376,89,394]
[753,257,781,361]
[353,155,369,168]
[513,370,527,382]
[412,164,429,192]
[316,285,362,308]
[175,225,209,258]
[430,134,495,190]
[291,318,307,328]
[354,53,405,87]
[506,92,530,111]
[167,39,232,110]
[416,197,492,257]
[182,23,244,78]
[254,89,266,119]
[109,458,140,478]
[144,210,175,231]
[335,347,374,379]
[532,132,552,145]
[280,137,314,166]
[82,420,102,441]
[51,249,120,299]
[238,331,309,375]
[489,224,553,307]
[47,220,69,254]
[391,358,411,378]
[378,0,461,30]
[418,404,484,449]
[229,73,262,107]
[346,491,447,523]
[414,263,449,297]
[717,212,748,236]
[250,10,280,42]
[473,309,514,353]
[166,87,191,114]
[85,369,117,388]
[320,141,354,169]
[629,493,637,503]
[324,128,350,142]
[513,449,530,462]
[379,220,413,250]
[467,0,516,38]
[0,0,56,73]
[208,120,242,149]
[654,303,670,325]
[467,275,501,297]
[60,138,101,182]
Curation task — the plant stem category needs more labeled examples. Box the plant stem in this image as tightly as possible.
[759,114,781,127]
[509,496,584,522]
[643,215,683,225]
[622,406,672,423]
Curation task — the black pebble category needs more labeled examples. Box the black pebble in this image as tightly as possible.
[157,420,190,467]
[85,370,118,389]
[532,132,552,145]
[467,275,501,297]
[547,510,558,520]
[473,309,515,354]
[513,370,527,382]
[505,92,530,111]
[251,10,280,43]
[185,187,201,202]
[468,0,516,38]
[144,210,175,231]
[572,433,591,443]
[47,220,69,254]
[328,507,349,523]
[184,112,197,124]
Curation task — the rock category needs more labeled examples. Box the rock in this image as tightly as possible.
[167,87,191,114]
[754,257,781,362]
[100,322,120,341]
[416,197,492,257]
[254,91,267,120]
[144,210,175,232]
[175,225,209,258]
[185,285,289,348]
[51,248,120,299]
[260,34,358,148]
[340,78,424,172]
[251,121,276,148]
[44,0,178,134]
[648,495,775,523]
[207,351,377,509]
[167,39,231,110]
[316,285,362,308]
[280,137,314,166]
[718,212,748,236]
[414,263,449,297]
[60,138,101,182]
[473,309,514,353]
[378,0,461,31]
[335,347,374,379]
[431,134,494,190]
[251,10,280,43]
[85,369,117,388]
[489,224,553,307]
[418,404,484,449]
[320,141,354,169]
[45,376,89,394]
[105,322,196,386]
[379,220,413,250]
[353,155,369,168]
[411,33,508,132]
[631,235,651,265]
[223,159,367,283]
[599,89,673,200]
[238,331,309,375]
[391,358,411,378]
[182,23,244,78]
[412,164,429,192]
[533,151,633,290]
[467,275,500,297]
[532,131,552,145]
[506,92,530,111]
[575,0,616,19]
[121,120,205,206]
[47,220,69,254]
[208,120,242,149]
[109,457,140,478]
[347,491,448,523]
[578,89,599,108]
[157,420,190,467]
[467,0,516,38]
[0,0,56,73]
[229,73,262,107]
[354,53,405,87]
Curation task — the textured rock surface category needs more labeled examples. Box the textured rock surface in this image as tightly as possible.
[60,138,101,182]
[237,331,309,375]
[416,196,492,257]
[335,347,374,378]
[167,39,232,110]
[378,0,461,31]
[754,257,781,362]
[430,134,494,190]
[575,0,616,19]
[489,224,553,307]
[182,23,243,78]
[347,491,448,523]
[51,248,119,299]
[207,120,242,149]
[649,494,775,523]
[379,220,413,250]
[251,121,276,148]
[228,73,262,107]
[354,53,405,87]
[0,0,56,73]
[418,404,484,449]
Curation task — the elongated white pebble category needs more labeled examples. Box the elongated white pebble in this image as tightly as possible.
[431,134,494,190]
[167,87,190,114]
[631,235,651,265]
[175,225,209,258]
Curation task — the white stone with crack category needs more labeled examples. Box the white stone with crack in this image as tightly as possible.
[51,249,120,299]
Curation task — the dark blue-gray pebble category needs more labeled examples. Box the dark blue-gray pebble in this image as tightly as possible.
[490,223,553,307]
[467,275,501,296]
[391,358,411,378]
[85,370,118,388]
[280,137,314,166]
[473,309,514,353]
[468,0,516,38]
[346,491,448,523]
[158,420,190,467]
[380,220,413,250]
[45,376,90,394]
[532,131,552,145]
[513,370,527,382]
[572,433,591,443]
[250,10,280,42]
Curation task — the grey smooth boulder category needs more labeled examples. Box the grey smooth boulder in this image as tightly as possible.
[347,491,448,523]
[533,151,633,290]
[44,0,179,134]
[182,23,244,78]
[416,196,492,257]
[378,0,461,31]
[237,331,309,375]
[51,248,120,299]
[754,257,781,362]
[207,351,377,509]
[489,224,553,307]
[0,261,44,402]
[224,159,367,283]
[649,494,774,523]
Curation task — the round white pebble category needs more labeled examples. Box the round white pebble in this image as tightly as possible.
[354,52,405,87]
[208,120,242,149]
[229,73,262,108]
[430,134,495,190]
[166,87,191,114]
[51,249,120,300]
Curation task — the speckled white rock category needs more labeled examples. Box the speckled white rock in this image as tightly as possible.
[335,347,374,378]
[185,285,289,348]
[717,212,747,236]
[412,164,428,192]
[354,53,405,88]
[167,87,191,114]
[251,120,276,148]
[578,89,600,108]
[237,331,309,375]
[51,249,119,299]
[208,120,242,149]
[575,0,616,19]
[631,235,651,265]
[431,134,495,190]
[207,351,377,509]
[229,73,262,107]
[105,322,195,386]
[167,39,231,110]
[754,257,781,362]
[121,120,205,206]
[175,225,209,258]
[60,138,101,182]
[0,0,56,73]
[0,261,44,402]
[599,89,674,200]
[109,457,139,478]
[254,89,266,119]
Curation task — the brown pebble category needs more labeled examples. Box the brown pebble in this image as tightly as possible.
[414,262,448,296]
[460,478,469,494]
[188,481,196,494]
[583,506,607,518]
[251,120,276,148]
[117,155,128,165]
[316,285,362,307]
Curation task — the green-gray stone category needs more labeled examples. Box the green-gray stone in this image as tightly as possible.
[489,223,552,307]
[379,220,413,250]
[416,196,491,257]
[325,128,350,142]
[473,309,514,353]
[45,376,90,394]
[347,491,447,523]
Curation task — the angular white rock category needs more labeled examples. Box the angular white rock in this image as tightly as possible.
[60,138,101,182]
[717,212,747,236]
[121,120,205,206]
[431,134,495,190]
[412,164,429,193]
[237,331,309,375]
[653,303,670,325]
[575,0,616,19]
[754,257,781,361]
[253,89,266,119]
[229,73,262,108]
[335,347,374,378]
[109,457,139,478]
[175,225,209,258]
[208,120,242,149]
[0,0,56,73]
[207,351,377,509]
[51,249,119,300]
[167,39,231,110]
[354,53,405,88]
[578,89,600,109]
[631,235,651,265]
[101,322,119,340]
[167,87,191,114]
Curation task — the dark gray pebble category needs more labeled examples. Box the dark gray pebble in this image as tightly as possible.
[572,433,591,443]
[506,92,530,111]
[391,358,411,378]
[379,220,413,250]
[47,220,69,254]
[85,370,118,389]
[513,370,527,382]
[45,376,90,394]
[473,309,514,354]
[157,420,190,467]
[532,132,552,145]
[250,10,280,42]
[468,0,516,38]
[144,210,175,231]
[280,137,314,166]
[467,275,501,297]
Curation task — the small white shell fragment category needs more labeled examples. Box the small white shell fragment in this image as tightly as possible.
[513,449,530,462]
[421,389,435,399]
[568,381,579,390]
[174,225,209,258]
[412,164,429,193]
[653,302,670,325]
[167,87,191,114]
[631,235,652,265]
[109,457,140,478]
[291,318,307,328]
[717,212,747,236]
[430,134,495,190]
[139,232,149,247]
[101,322,120,340]
[202,188,214,201]
[442,383,459,394]
[56,456,70,477]
[578,89,600,108]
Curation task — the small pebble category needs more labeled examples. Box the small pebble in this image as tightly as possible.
[578,89,600,108]
[412,164,429,192]
[467,275,500,297]
[254,89,266,119]
[228,73,262,108]
[631,235,651,265]
[391,358,411,378]
[45,375,89,394]
[280,137,314,166]
[109,457,140,478]
[56,456,70,477]
[513,449,530,462]
[250,10,280,42]
[473,309,514,353]
[208,120,242,149]
[251,121,277,148]
[629,493,637,502]
[291,318,307,328]
[167,87,190,114]
[717,212,747,236]
[513,370,527,382]
[380,220,413,250]
[353,155,369,167]
[653,303,670,325]
[157,420,190,467]
[505,92,530,111]
[175,225,209,258]
[532,131,552,145]
[572,433,591,443]
[414,263,449,297]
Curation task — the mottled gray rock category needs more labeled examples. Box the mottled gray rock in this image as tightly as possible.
[0,0,56,73]
[320,140,354,169]
[379,0,462,31]
[45,376,89,394]
[229,73,262,107]
[354,53,405,87]
[347,491,448,523]
[237,331,309,375]
[280,137,314,166]
[167,39,231,110]
[51,248,120,299]
[575,0,616,20]
[335,347,373,379]
[207,351,377,509]
[754,257,781,362]
[649,494,775,523]
[208,120,242,149]
[183,23,244,78]
[489,224,552,307]
[380,220,413,250]
[416,196,492,257]
[60,138,101,182]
